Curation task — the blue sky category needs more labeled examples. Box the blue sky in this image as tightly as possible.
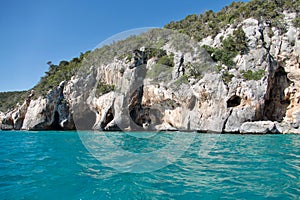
[0,0,248,92]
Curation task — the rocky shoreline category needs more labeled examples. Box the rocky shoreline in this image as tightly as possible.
[1,13,300,134]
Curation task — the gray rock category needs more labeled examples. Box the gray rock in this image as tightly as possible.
[22,97,48,130]
[1,115,14,130]
[6,13,300,134]
[91,91,115,130]
[275,122,300,134]
[22,82,75,130]
[0,112,4,128]
[240,121,278,134]
[11,99,31,130]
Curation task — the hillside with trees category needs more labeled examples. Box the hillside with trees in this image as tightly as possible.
[165,0,300,41]
[0,91,28,112]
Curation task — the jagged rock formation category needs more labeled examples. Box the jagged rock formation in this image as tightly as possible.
[1,3,300,134]
[0,91,33,130]
[21,82,74,130]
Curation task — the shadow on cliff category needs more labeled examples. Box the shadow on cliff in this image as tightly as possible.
[256,66,291,122]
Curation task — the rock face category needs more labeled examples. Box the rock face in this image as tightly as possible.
[1,115,14,130]
[1,91,33,130]
[1,12,300,134]
[0,112,4,127]
[22,82,75,130]
[21,97,48,130]
[240,121,278,134]
[88,13,300,134]
[194,15,300,134]
[91,91,115,130]
[12,99,31,130]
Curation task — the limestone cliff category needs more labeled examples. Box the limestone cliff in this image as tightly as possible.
[1,2,300,134]
[21,82,74,130]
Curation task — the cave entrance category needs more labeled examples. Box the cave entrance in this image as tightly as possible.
[50,111,63,130]
[263,67,290,122]
[227,95,241,108]
[101,108,114,129]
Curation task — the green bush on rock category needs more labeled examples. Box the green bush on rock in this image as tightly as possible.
[33,51,91,97]
[292,16,300,28]
[146,64,173,82]
[203,26,247,68]
[241,69,265,80]
[95,82,115,97]
[157,54,174,67]
[174,75,189,87]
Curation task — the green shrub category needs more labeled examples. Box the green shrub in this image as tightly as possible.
[232,26,247,54]
[203,26,247,67]
[203,45,236,67]
[33,51,91,97]
[214,48,237,67]
[241,69,265,80]
[186,62,215,79]
[146,64,173,81]
[174,75,189,87]
[216,65,223,72]
[157,55,174,67]
[95,82,115,97]
[292,16,300,28]
[171,33,194,53]
[144,48,167,59]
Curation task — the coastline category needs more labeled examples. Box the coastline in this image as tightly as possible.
[0,127,299,134]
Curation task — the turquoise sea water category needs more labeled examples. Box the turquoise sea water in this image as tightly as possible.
[0,131,299,200]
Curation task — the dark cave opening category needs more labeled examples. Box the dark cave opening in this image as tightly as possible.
[227,95,242,108]
[101,108,114,129]
[263,67,290,122]
[50,111,63,130]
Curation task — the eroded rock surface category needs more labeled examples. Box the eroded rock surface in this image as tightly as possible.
[22,82,75,130]
[2,12,300,134]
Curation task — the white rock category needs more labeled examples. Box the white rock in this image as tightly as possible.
[240,121,278,134]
